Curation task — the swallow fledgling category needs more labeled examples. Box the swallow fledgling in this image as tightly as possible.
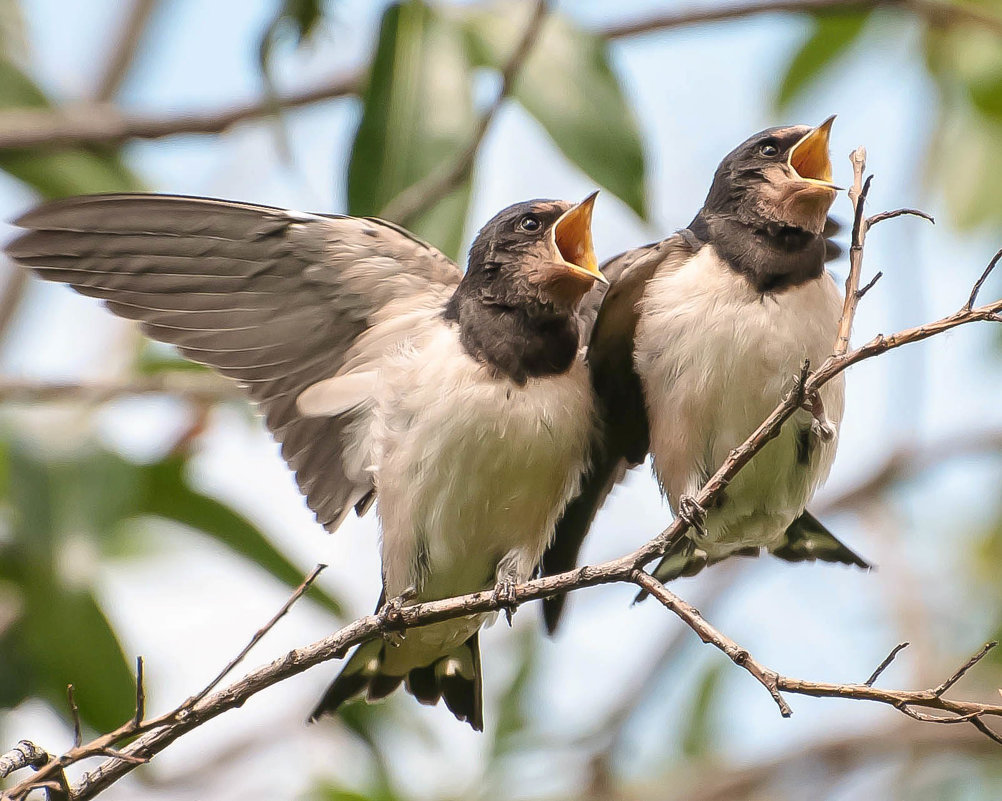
[541,118,870,631]
[5,191,605,730]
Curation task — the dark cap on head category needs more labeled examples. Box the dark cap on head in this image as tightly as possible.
[691,117,838,293]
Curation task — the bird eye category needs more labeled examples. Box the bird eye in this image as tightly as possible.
[759,142,779,157]
[518,215,541,232]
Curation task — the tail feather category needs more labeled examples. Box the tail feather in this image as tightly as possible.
[308,640,382,723]
[309,633,483,731]
[367,673,403,701]
[404,664,440,706]
[436,632,482,731]
[771,510,871,569]
[635,511,871,602]
[542,450,624,634]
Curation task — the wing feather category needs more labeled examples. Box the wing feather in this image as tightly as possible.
[7,193,462,531]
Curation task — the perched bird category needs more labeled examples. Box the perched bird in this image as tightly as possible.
[541,118,869,631]
[6,192,605,730]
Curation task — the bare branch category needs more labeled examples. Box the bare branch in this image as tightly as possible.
[933,641,997,696]
[0,268,28,348]
[633,571,793,716]
[836,149,870,356]
[867,208,934,228]
[180,564,327,711]
[818,428,1002,514]
[93,0,160,102]
[1,0,1000,156]
[0,374,241,405]
[67,685,82,749]
[379,0,549,226]
[967,247,1002,311]
[865,641,910,686]
[599,0,1002,40]
[0,741,49,779]
[134,657,146,728]
[856,270,883,300]
[0,73,362,151]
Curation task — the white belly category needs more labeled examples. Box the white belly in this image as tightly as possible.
[635,245,844,557]
[371,324,593,667]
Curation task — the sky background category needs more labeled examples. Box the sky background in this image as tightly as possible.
[2,1,1002,799]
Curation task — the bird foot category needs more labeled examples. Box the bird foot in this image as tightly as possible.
[677,495,708,538]
[803,390,836,441]
[378,587,417,646]
[492,579,518,627]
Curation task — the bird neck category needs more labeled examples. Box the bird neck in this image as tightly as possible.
[443,289,580,385]
[689,211,826,294]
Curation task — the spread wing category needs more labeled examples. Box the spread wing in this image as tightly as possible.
[6,193,462,531]
[541,234,698,633]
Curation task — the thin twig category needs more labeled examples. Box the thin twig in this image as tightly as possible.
[379,0,549,226]
[599,0,1002,40]
[67,685,82,749]
[134,657,146,728]
[0,268,28,348]
[836,149,871,356]
[865,641,910,686]
[93,0,159,102]
[867,208,934,228]
[967,247,1002,311]
[180,564,327,711]
[856,270,883,300]
[933,641,997,696]
[633,571,793,717]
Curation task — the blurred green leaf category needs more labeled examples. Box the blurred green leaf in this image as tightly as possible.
[777,12,871,108]
[462,2,648,220]
[347,0,476,259]
[0,59,141,198]
[134,456,344,617]
[921,15,1002,230]
[681,662,724,759]
[0,439,345,732]
[0,444,136,732]
[303,783,400,801]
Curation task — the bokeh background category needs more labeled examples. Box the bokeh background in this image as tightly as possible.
[2,0,1002,799]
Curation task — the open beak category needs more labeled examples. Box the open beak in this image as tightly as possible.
[553,191,606,285]
[789,115,838,189]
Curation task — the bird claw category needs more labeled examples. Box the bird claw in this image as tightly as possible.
[378,587,417,646]
[677,495,708,538]
[492,579,518,627]
[803,390,836,441]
